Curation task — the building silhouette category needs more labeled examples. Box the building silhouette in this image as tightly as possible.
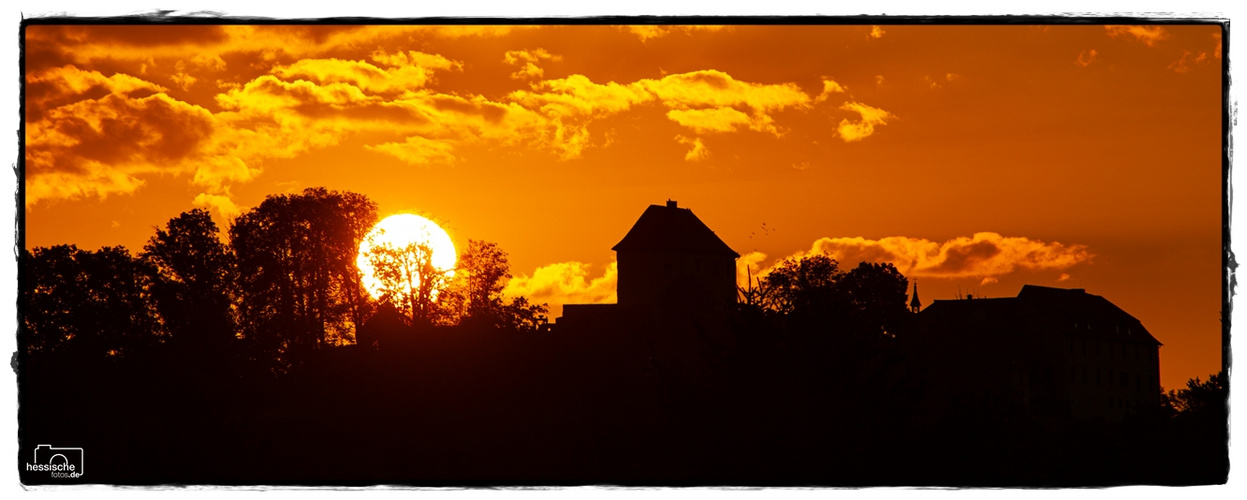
[560,200,739,327]
[613,200,740,308]
[914,285,1162,423]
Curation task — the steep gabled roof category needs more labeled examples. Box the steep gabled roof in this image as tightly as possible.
[611,202,739,258]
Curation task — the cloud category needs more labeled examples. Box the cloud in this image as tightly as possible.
[640,70,811,112]
[1075,49,1098,68]
[26,33,827,207]
[25,25,519,71]
[1105,25,1169,47]
[836,101,894,142]
[736,251,771,288]
[505,75,651,158]
[746,233,1092,283]
[193,192,243,221]
[25,90,217,205]
[26,65,168,121]
[510,74,651,116]
[507,69,811,158]
[665,107,752,133]
[924,73,964,89]
[366,135,459,165]
[1168,50,1211,73]
[814,78,847,102]
[504,48,561,80]
[675,135,711,161]
[623,25,728,42]
[271,57,447,96]
[503,261,618,315]
[370,49,462,72]
[27,45,478,207]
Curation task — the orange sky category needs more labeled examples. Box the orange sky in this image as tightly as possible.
[20,23,1225,392]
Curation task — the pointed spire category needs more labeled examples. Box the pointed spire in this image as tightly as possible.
[910,281,922,313]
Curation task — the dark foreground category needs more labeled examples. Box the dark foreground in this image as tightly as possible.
[18,323,1227,486]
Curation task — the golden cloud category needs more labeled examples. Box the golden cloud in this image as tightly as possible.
[370,49,462,71]
[511,74,651,116]
[640,70,811,112]
[505,75,652,158]
[26,91,217,205]
[623,25,728,42]
[505,69,811,157]
[1168,50,1211,74]
[366,135,459,165]
[815,78,847,102]
[675,135,711,161]
[1105,25,1169,47]
[193,191,243,221]
[26,65,168,121]
[503,261,619,316]
[504,48,561,80]
[665,107,752,133]
[271,57,447,95]
[25,25,512,78]
[837,101,894,142]
[736,251,771,289]
[744,233,1092,284]
[26,37,829,206]
[1075,49,1098,68]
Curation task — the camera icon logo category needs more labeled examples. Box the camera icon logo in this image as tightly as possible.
[27,444,84,478]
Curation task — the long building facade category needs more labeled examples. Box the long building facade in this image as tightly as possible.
[914,285,1162,423]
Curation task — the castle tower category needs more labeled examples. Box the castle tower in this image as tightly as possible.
[611,200,739,308]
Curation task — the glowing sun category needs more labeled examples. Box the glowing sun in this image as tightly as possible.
[356,213,457,301]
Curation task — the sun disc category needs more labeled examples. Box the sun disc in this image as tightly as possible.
[356,213,457,301]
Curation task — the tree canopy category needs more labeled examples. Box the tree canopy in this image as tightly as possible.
[229,188,378,366]
[142,208,236,353]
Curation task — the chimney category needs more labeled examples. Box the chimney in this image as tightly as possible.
[666,200,678,208]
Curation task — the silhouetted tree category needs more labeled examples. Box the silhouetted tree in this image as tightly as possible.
[460,240,509,320]
[21,245,164,359]
[452,239,549,331]
[363,231,453,326]
[1157,371,1230,484]
[230,188,377,368]
[1162,371,1227,420]
[762,254,842,316]
[837,262,910,338]
[142,209,236,354]
[498,296,550,332]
